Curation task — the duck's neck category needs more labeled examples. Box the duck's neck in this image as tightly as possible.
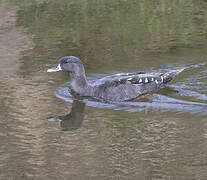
[69,72,90,95]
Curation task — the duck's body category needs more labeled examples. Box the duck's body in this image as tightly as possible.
[47,56,184,102]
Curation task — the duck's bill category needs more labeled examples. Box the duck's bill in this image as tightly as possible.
[47,64,62,72]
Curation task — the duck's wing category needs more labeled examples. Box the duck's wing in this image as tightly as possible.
[92,69,185,101]
[162,68,185,83]
[94,72,144,84]
[94,68,185,88]
[94,71,162,87]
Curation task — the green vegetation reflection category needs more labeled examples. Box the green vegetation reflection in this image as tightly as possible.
[10,0,207,53]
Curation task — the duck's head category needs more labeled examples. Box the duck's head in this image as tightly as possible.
[47,56,84,74]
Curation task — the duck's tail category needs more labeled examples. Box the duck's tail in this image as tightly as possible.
[163,68,185,83]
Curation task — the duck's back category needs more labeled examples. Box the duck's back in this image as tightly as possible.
[90,72,160,101]
[91,69,184,101]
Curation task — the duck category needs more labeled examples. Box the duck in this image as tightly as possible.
[47,56,185,102]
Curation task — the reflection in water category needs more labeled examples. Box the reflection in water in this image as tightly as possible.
[48,100,85,131]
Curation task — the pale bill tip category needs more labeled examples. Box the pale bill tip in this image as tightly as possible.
[47,64,62,72]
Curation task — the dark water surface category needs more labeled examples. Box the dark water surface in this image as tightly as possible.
[0,1,207,179]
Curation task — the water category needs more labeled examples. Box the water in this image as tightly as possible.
[0,1,207,179]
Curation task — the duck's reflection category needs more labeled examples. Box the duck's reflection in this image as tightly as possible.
[48,99,85,131]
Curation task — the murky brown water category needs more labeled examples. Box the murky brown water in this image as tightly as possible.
[0,1,207,179]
